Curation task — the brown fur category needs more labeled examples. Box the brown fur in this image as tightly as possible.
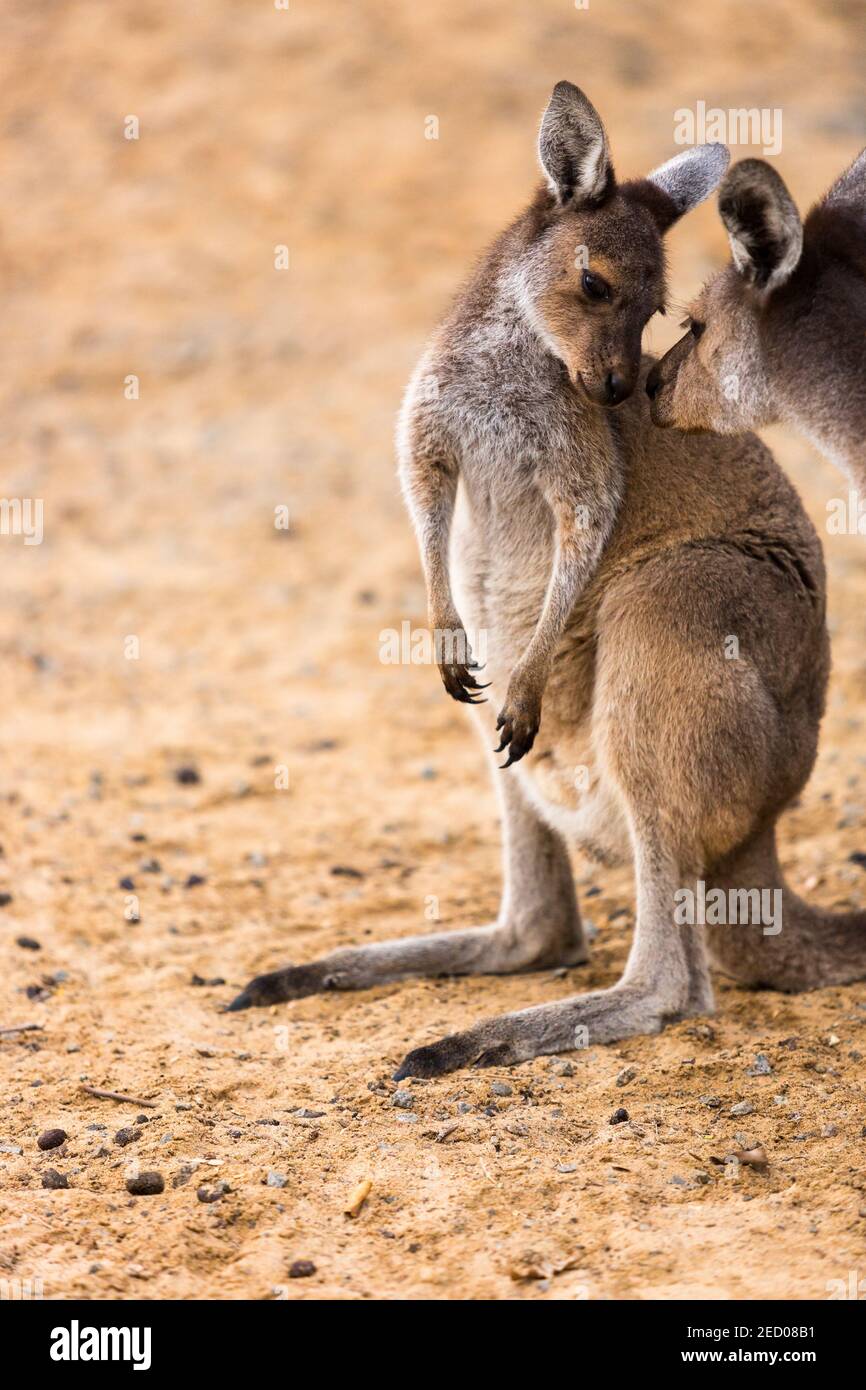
[229,90,866,1080]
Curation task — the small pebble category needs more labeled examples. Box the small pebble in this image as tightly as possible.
[37,1129,67,1151]
[185,874,207,888]
[118,876,135,891]
[266,1171,289,1188]
[16,936,41,951]
[174,765,201,785]
[0,1143,23,1155]
[609,1108,629,1125]
[747,1053,773,1076]
[197,1181,231,1203]
[289,1260,316,1279]
[490,1081,512,1097]
[126,1171,165,1195]
[700,1095,721,1109]
[615,1066,636,1087]
[730,1101,754,1117]
[822,1124,839,1138]
[114,1128,140,1147]
[42,1169,69,1190]
[391,1090,414,1110]
[330,865,363,879]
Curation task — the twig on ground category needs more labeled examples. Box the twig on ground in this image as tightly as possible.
[80,1085,157,1108]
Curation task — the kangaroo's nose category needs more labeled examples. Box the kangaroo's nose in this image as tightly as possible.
[604,371,629,406]
[645,365,662,400]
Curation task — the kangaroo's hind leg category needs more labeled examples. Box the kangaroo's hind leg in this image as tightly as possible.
[227,763,589,1011]
[392,545,797,1078]
[393,822,708,1077]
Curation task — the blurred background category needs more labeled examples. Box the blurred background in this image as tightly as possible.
[1,0,865,1301]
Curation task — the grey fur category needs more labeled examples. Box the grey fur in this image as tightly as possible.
[538,80,612,207]
[646,143,731,217]
[648,152,866,484]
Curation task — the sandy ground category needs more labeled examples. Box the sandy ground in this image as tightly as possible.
[1,0,865,1301]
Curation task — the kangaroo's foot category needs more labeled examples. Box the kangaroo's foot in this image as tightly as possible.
[393,977,703,1078]
[393,831,714,1079]
[226,918,587,1011]
[227,770,588,1011]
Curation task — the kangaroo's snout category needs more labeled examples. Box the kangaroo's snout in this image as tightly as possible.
[604,370,631,406]
[582,367,636,409]
[645,362,663,400]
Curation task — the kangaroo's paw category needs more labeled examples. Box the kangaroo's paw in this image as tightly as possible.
[495,672,542,768]
[393,981,695,1079]
[439,658,489,704]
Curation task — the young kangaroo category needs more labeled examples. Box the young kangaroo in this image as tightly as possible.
[647,152,866,481]
[230,84,866,1079]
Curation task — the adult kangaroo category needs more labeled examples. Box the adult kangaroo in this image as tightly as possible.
[230,83,866,1077]
[647,151,866,482]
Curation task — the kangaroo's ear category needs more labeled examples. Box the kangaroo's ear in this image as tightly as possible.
[718,159,802,293]
[538,81,614,208]
[825,146,866,207]
[643,144,730,231]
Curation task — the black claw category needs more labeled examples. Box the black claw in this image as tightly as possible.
[501,743,527,768]
[225,991,252,1012]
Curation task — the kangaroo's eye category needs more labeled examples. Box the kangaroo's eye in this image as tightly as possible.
[581,270,610,302]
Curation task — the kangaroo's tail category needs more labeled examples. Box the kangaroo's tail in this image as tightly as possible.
[704,825,866,992]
